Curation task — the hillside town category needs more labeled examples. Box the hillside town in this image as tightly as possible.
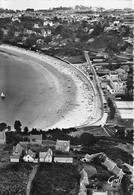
[0,4,133,195]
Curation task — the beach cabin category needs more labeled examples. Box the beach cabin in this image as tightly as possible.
[56,140,70,152]
[39,148,53,163]
[10,155,20,162]
[30,134,42,145]
[0,130,6,144]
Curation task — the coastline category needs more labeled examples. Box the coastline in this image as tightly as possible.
[0,44,101,130]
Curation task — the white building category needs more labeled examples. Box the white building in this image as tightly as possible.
[54,156,73,163]
[39,148,53,163]
[10,155,20,162]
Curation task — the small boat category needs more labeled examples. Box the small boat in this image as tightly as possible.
[1,92,5,99]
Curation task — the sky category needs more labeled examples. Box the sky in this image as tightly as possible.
[1,0,133,10]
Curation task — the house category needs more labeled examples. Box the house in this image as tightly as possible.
[12,143,23,156]
[0,130,6,144]
[23,149,36,162]
[39,148,53,163]
[10,155,20,163]
[30,134,42,145]
[56,140,70,152]
[103,157,117,171]
[23,154,35,162]
[54,156,73,163]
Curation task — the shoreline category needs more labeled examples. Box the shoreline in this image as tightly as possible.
[0,44,101,130]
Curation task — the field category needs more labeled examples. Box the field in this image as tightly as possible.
[0,163,33,195]
[31,163,80,195]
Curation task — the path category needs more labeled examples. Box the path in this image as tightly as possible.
[26,164,39,195]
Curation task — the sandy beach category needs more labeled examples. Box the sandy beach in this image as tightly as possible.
[0,45,102,130]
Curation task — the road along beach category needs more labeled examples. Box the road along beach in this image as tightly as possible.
[0,45,101,130]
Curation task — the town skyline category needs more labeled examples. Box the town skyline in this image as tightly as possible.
[0,0,133,10]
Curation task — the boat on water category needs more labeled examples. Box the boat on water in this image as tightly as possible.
[1,92,5,99]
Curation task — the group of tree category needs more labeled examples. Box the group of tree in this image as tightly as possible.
[107,98,116,120]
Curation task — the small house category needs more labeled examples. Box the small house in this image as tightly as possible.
[39,148,53,163]
[10,155,20,162]
[23,149,36,162]
[54,156,73,163]
[23,154,35,162]
[12,143,24,156]
[30,134,42,145]
[56,140,70,152]
[0,130,6,144]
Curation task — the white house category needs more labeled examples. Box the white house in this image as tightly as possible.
[23,154,35,162]
[54,156,73,163]
[56,140,70,152]
[39,148,53,163]
[23,149,36,162]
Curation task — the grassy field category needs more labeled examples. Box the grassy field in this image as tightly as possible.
[31,163,80,195]
[0,163,33,195]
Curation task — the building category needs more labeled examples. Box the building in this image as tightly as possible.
[23,149,36,162]
[12,143,23,156]
[23,154,35,162]
[30,134,42,145]
[39,148,53,163]
[10,155,20,163]
[56,140,70,152]
[54,156,73,163]
[0,130,6,144]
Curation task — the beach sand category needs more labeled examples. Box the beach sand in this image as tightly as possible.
[0,45,101,130]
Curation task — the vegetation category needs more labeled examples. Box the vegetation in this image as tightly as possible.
[0,163,33,195]
[31,163,80,195]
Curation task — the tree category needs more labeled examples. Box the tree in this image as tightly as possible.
[80,133,97,147]
[0,29,4,42]
[0,123,7,131]
[14,120,22,133]
[24,126,29,134]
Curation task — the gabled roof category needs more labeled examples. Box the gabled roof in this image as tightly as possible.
[39,148,53,158]
[13,143,23,155]
[27,149,35,158]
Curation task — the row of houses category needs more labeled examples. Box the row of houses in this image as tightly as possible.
[10,139,73,163]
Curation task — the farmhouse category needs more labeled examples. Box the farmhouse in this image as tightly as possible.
[56,140,70,152]
[39,148,53,163]
[30,134,42,145]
